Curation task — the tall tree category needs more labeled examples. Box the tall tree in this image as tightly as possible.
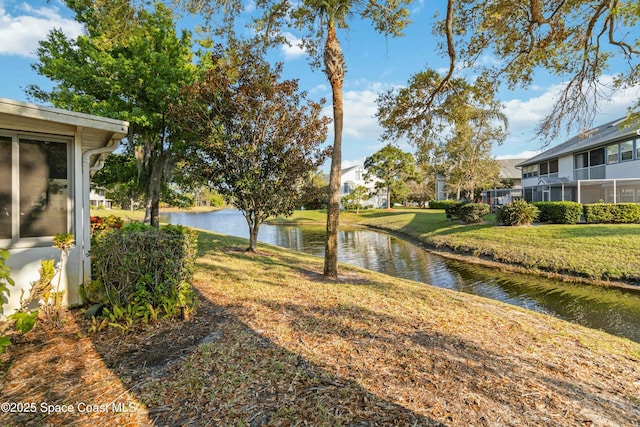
[341,185,370,213]
[28,0,196,227]
[289,0,413,277]
[377,71,506,200]
[173,44,330,252]
[364,144,416,209]
[435,0,640,139]
[183,0,414,276]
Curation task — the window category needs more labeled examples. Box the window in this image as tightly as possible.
[0,137,11,239]
[575,152,588,169]
[539,162,548,175]
[590,148,605,166]
[575,148,606,180]
[0,135,69,241]
[636,139,640,160]
[522,165,538,178]
[355,168,363,181]
[538,159,558,176]
[607,144,619,164]
[621,140,633,161]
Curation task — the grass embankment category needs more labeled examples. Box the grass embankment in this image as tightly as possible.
[2,231,640,425]
[271,209,640,286]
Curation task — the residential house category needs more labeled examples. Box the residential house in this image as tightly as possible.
[481,158,529,210]
[89,186,112,209]
[517,117,640,204]
[0,98,128,316]
[340,165,387,209]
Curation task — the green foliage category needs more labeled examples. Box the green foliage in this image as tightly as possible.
[533,202,583,224]
[341,186,370,213]
[0,249,13,308]
[0,249,14,357]
[298,171,329,210]
[29,1,197,227]
[456,203,490,224]
[174,43,330,252]
[121,221,154,233]
[496,200,539,226]
[8,311,38,334]
[583,203,640,224]
[364,144,417,208]
[428,200,460,210]
[376,71,506,200]
[0,335,11,356]
[90,225,198,324]
[444,202,464,219]
[92,153,144,210]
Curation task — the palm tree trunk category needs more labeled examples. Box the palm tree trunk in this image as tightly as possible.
[323,25,345,278]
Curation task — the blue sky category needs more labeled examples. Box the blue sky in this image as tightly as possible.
[1,0,639,169]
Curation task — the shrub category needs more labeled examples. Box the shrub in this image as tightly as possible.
[496,199,539,226]
[583,203,640,224]
[90,215,124,233]
[429,200,461,211]
[456,203,490,224]
[0,249,15,357]
[441,201,464,218]
[90,225,198,319]
[533,201,582,224]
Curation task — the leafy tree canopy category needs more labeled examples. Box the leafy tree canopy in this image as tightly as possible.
[364,144,417,209]
[28,0,197,227]
[173,43,330,252]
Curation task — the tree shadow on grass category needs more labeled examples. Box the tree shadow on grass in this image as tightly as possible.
[110,287,447,426]
[241,297,640,426]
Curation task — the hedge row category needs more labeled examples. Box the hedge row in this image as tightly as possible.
[533,201,582,224]
[428,200,461,210]
[89,224,198,310]
[583,203,640,224]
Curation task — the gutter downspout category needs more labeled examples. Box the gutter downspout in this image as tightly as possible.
[80,135,120,287]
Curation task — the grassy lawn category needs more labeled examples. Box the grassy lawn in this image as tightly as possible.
[137,232,640,424]
[3,230,640,426]
[271,208,640,285]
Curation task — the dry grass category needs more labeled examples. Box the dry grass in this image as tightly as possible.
[2,230,640,426]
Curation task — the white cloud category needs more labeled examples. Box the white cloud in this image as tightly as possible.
[281,32,305,61]
[244,0,256,14]
[0,2,83,57]
[495,150,542,160]
[503,75,640,141]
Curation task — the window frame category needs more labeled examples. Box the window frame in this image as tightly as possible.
[607,143,620,164]
[0,131,73,248]
[620,140,633,161]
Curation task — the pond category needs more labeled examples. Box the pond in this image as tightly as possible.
[162,209,640,343]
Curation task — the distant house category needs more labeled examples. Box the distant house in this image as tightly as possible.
[0,98,128,316]
[517,117,640,203]
[340,165,387,209]
[89,186,112,209]
[481,158,529,210]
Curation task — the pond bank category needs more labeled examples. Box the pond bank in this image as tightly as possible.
[271,209,640,290]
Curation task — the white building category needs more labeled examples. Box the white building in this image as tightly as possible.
[340,165,387,209]
[517,117,640,204]
[0,98,128,316]
[89,186,112,209]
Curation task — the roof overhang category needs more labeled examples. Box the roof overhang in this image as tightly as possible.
[0,97,129,148]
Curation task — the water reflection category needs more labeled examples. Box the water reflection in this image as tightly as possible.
[163,209,640,342]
